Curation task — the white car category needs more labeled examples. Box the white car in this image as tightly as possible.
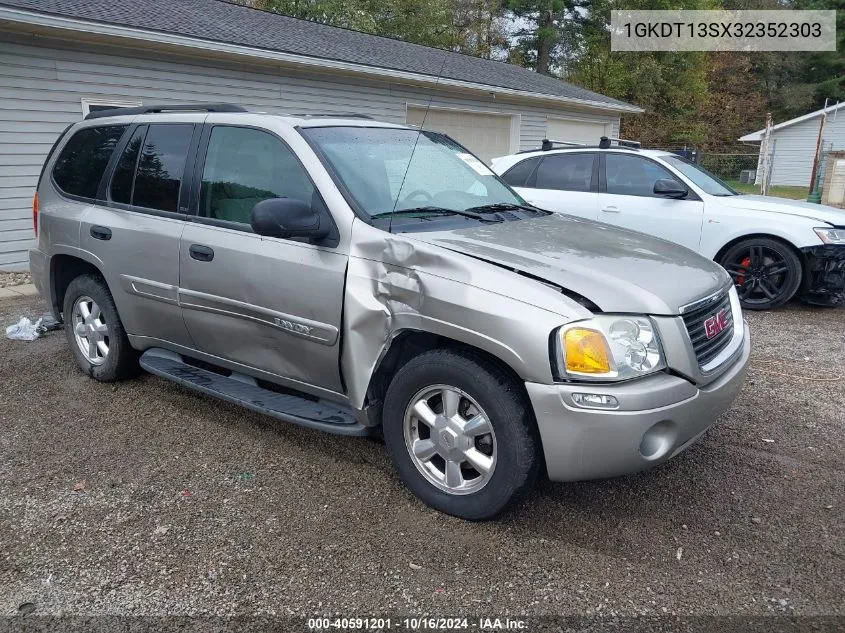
[492,144,845,310]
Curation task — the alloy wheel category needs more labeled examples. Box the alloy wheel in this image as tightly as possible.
[724,245,794,306]
[71,295,110,365]
[403,384,497,495]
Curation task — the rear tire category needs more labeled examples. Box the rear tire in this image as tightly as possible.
[719,238,803,310]
[63,274,138,381]
[382,349,539,520]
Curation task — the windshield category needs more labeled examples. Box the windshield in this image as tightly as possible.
[662,155,739,197]
[301,126,529,227]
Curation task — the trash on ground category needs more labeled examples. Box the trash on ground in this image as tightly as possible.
[73,480,86,492]
[5,314,62,341]
[6,317,42,341]
[36,315,62,335]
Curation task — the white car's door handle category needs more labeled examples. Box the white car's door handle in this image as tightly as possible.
[601,206,620,214]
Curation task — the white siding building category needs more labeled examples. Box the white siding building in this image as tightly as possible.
[0,0,640,270]
[739,102,845,189]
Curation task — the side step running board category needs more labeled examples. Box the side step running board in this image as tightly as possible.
[139,348,369,436]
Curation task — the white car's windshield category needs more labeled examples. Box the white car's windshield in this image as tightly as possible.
[662,155,739,197]
[302,126,537,227]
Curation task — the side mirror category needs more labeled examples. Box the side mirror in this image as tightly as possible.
[250,197,329,240]
[653,179,689,199]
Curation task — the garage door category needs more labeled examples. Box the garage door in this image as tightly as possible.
[547,118,610,145]
[406,106,514,164]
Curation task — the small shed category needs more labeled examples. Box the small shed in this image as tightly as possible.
[739,102,845,189]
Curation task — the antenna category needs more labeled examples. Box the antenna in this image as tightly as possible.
[388,50,450,234]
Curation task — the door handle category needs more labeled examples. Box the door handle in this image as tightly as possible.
[90,225,112,240]
[189,244,214,262]
[601,206,621,214]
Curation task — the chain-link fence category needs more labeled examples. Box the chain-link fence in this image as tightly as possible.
[699,153,760,182]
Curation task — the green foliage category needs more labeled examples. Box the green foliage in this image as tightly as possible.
[251,0,844,150]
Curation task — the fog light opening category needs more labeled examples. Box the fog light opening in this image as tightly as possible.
[571,392,619,410]
[639,420,677,461]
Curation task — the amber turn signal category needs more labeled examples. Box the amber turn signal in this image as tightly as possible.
[563,327,613,374]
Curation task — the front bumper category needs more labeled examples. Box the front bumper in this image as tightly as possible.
[801,244,845,306]
[526,325,750,482]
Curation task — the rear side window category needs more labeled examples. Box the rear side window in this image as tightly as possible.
[109,124,194,212]
[199,126,315,225]
[535,154,595,192]
[501,157,540,187]
[52,125,127,199]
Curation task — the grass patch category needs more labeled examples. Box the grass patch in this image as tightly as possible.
[725,180,809,200]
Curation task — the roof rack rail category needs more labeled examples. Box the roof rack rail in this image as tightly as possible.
[540,138,587,151]
[598,136,641,149]
[84,103,248,120]
[298,113,374,120]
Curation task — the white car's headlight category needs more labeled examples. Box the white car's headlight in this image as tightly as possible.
[814,227,845,244]
[554,315,665,382]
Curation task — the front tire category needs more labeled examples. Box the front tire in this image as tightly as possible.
[63,274,138,381]
[720,238,803,310]
[382,349,539,520]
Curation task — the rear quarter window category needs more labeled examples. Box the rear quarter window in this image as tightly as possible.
[52,125,127,199]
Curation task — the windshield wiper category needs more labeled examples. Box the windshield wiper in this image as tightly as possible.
[464,202,546,215]
[370,207,502,222]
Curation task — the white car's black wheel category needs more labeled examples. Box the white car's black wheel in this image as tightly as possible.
[63,274,138,381]
[383,349,539,520]
[720,238,803,310]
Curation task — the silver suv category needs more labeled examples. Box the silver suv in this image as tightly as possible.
[30,104,750,519]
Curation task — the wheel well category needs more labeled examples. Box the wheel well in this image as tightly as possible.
[50,255,103,319]
[714,233,804,265]
[713,233,810,282]
[364,331,532,420]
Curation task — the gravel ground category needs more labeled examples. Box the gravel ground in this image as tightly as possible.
[0,272,31,288]
[0,295,843,627]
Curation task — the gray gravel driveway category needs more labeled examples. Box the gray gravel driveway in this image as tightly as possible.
[0,295,843,625]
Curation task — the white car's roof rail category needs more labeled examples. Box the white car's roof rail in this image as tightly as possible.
[520,136,643,153]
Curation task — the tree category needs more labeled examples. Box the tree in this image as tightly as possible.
[506,0,572,75]
[451,0,510,59]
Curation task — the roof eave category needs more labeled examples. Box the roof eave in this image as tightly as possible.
[0,5,643,114]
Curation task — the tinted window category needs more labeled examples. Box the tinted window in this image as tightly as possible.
[535,154,594,192]
[501,157,540,187]
[131,124,193,212]
[52,125,127,199]
[605,154,680,197]
[199,126,315,224]
[110,126,146,205]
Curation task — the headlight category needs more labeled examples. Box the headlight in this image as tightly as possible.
[554,315,665,382]
[814,227,845,244]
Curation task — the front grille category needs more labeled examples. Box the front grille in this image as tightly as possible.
[682,290,734,367]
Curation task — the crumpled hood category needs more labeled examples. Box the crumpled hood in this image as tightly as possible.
[720,195,845,225]
[408,214,730,315]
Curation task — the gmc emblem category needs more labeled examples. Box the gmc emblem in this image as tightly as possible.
[704,309,729,339]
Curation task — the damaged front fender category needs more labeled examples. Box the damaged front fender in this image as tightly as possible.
[342,220,591,410]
